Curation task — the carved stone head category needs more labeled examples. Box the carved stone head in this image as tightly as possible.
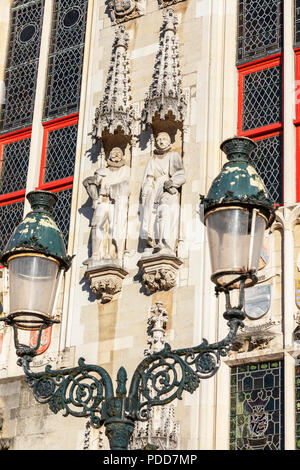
[107,147,126,168]
[154,131,172,153]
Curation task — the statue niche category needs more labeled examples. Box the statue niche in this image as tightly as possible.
[140,131,185,256]
[138,129,185,294]
[83,147,130,302]
[83,147,130,266]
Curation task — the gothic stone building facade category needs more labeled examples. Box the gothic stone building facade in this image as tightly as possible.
[0,0,298,450]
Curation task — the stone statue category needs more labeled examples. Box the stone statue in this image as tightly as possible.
[140,131,185,254]
[83,147,130,264]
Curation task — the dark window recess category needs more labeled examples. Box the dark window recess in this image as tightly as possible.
[249,135,282,204]
[295,0,300,46]
[0,0,44,131]
[230,361,284,450]
[237,0,283,65]
[44,124,78,183]
[242,65,282,131]
[52,187,73,247]
[0,200,24,254]
[43,0,88,119]
[0,138,31,195]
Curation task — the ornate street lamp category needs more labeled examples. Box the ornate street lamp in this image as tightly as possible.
[0,137,275,450]
[0,191,72,353]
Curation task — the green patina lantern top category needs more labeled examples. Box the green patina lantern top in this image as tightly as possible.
[203,136,276,228]
[0,190,72,270]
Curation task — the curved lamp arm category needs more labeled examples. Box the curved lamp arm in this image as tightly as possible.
[11,314,243,450]
[128,317,243,421]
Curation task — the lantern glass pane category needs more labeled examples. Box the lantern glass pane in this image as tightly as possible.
[249,212,266,271]
[8,254,60,330]
[206,208,266,286]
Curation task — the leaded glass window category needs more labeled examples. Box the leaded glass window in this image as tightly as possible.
[43,124,78,183]
[0,0,44,131]
[249,134,282,204]
[237,0,283,65]
[230,361,284,450]
[44,0,88,119]
[0,200,24,254]
[242,65,282,132]
[0,137,31,195]
[52,187,73,247]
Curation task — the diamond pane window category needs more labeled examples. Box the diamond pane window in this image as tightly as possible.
[43,124,78,183]
[249,134,282,204]
[0,137,31,195]
[242,65,282,132]
[237,0,283,65]
[0,200,24,254]
[230,361,284,450]
[0,0,44,131]
[52,187,73,247]
[44,0,88,119]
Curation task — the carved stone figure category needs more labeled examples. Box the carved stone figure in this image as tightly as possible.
[140,131,185,255]
[83,147,130,264]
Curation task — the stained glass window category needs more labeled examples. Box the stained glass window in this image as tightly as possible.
[242,66,282,132]
[249,134,282,204]
[0,0,44,131]
[237,0,283,65]
[230,361,284,450]
[44,0,88,119]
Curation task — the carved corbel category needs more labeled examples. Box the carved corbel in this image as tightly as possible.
[107,0,146,25]
[85,264,128,303]
[138,254,182,294]
[157,0,186,8]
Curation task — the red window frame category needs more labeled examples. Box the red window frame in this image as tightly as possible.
[36,113,78,249]
[38,113,78,192]
[0,126,31,205]
[237,53,283,138]
[237,53,283,205]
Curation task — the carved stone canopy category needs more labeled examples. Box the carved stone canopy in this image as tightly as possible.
[137,253,182,294]
[92,26,134,153]
[142,8,186,133]
[84,263,128,303]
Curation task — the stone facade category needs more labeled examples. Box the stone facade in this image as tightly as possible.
[0,0,298,451]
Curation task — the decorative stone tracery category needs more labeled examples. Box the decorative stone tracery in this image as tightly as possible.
[142,8,187,134]
[91,26,135,152]
[129,303,180,450]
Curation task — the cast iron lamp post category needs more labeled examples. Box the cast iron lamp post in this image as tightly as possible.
[0,137,275,451]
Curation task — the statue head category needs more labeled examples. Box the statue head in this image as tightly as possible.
[107,147,126,168]
[154,132,172,153]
